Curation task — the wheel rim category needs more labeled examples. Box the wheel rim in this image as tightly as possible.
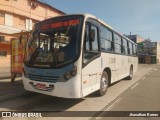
[101,76,108,91]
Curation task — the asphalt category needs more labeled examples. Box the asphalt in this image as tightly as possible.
[0,64,153,104]
[0,64,158,120]
[0,64,154,100]
[95,64,160,120]
[0,66,24,102]
[0,78,26,102]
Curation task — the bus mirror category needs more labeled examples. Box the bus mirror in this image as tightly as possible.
[90,29,95,41]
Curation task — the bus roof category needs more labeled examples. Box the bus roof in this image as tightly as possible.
[82,13,113,30]
[82,14,136,45]
[41,13,113,30]
[37,13,136,45]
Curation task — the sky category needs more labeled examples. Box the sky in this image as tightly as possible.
[44,0,160,42]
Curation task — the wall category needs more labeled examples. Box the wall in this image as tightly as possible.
[157,43,160,63]
[126,35,145,43]
[0,0,64,54]
[0,42,10,54]
[0,0,64,21]
[0,12,5,25]
[13,15,26,30]
[136,36,145,43]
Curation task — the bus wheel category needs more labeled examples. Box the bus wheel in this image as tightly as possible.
[97,71,109,96]
[128,66,133,80]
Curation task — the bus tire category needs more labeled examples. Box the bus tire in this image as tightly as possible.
[127,66,133,80]
[97,71,109,96]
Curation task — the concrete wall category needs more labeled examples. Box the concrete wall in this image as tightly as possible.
[136,35,145,43]
[157,43,160,63]
[0,0,65,54]
[0,0,64,21]
[0,42,10,54]
[126,35,145,43]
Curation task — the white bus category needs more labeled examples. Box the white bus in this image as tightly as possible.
[23,14,138,98]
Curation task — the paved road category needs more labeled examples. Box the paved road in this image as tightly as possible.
[0,64,159,120]
[93,64,160,120]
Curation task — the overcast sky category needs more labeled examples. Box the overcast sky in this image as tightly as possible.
[44,0,160,42]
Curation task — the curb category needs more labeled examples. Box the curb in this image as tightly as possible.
[0,76,11,80]
[0,75,22,80]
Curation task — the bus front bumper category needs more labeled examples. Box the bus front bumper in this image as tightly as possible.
[22,74,82,98]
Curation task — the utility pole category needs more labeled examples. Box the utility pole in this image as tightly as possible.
[147,38,151,64]
[147,38,151,56]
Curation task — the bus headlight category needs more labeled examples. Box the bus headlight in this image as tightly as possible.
[59,66,77,82]
[70,66,77,76]
[64,72,71,80]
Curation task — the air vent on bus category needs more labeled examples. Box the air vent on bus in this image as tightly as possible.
[27,74,59,83]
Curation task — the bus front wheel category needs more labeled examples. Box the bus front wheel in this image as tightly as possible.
[97,71,109,96]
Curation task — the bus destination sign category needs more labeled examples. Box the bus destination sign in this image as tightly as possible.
[41,19,80,30]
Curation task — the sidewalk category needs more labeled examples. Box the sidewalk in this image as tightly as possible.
[0,55,11,79]
[0,55,10,67]
[0,56,25,101]
[0,66,11,79]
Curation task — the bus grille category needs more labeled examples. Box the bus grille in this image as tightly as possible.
[27,74,59,83]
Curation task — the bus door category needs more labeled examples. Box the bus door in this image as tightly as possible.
[82,20,101,96]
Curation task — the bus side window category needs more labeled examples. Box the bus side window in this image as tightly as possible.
[114,33,122,53]
[100,25,113,52]
[84,24,90,51]
[83,24,100,64]
[90,25,98,51]
[133,45,137,56]
[122,38,128,55]
[129,42,133,55]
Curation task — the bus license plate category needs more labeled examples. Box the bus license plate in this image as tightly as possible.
[36,83,46,90]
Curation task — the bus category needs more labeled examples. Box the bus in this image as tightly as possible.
[23,14,138,98]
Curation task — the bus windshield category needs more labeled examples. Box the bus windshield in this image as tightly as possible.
[24,15,83,68]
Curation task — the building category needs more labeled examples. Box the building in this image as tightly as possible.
[0,0,65,42]
[138,40,160,64]
[126,35,160,64]
[157,42,160,63]
[125,35,145,43]
[0,0,65,57]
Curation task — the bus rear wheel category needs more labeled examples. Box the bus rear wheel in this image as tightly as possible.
[127,66,133,80]
[97,71,109,96]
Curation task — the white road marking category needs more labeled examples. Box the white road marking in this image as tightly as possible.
[142,77,146,80]
[96,98,121,119]
[131,83,139,90]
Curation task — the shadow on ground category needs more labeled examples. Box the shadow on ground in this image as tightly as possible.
[0,79,84,111]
